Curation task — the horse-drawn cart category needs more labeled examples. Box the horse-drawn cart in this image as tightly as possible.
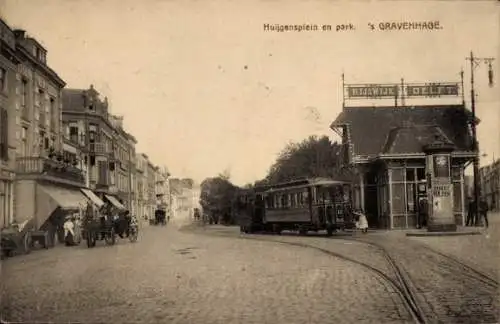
[82,215,116,248]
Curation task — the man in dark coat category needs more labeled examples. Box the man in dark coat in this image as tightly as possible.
[418,198,429,228]
[466,197,476,226]
[479,199,489,228]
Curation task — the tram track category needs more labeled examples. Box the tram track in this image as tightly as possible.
[185,225,427,324]
[186,224,499,323]
[342,235,499,323]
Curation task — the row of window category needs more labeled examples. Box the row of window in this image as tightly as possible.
[19,79,58,129]
[265,190,311,209]
[0,107,8,161]
[0,68,6,93]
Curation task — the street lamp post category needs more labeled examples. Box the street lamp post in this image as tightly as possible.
[466,51,495,224]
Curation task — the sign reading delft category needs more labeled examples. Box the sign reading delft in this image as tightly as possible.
[345,82,460,99]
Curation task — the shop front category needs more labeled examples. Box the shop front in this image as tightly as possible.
[352,154,470,229]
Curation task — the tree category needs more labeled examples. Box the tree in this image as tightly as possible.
[264,135,343,184]
[199,174,239,224]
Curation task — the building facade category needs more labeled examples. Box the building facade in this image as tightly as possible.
[134,153,147,219]
[146,158,156,219]
[61,85,136,210]
[8,26,95,241]
[331,104,475,229]
[480,159,500,211]
[155,166,171,217]
[0,19,20,228]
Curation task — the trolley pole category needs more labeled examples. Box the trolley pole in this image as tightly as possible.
[466,51,495,225]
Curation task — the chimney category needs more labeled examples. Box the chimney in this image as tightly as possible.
[13,29,26,39]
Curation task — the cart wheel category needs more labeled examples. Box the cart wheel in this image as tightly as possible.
[23,234,32,254]
[91,233,97,247]
[87,231,96,248]
[105,227,116,245]
[43,232,49,249]
[86,231,92,248]
[129,227,138,243]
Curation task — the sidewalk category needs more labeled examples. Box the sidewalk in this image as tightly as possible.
[405,212,499,277]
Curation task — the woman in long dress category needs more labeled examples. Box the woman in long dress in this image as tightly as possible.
[63,216,76,246]
[73,214,82,244]
[354,209,369,233]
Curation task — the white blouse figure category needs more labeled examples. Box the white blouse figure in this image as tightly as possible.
[354,209,369,233]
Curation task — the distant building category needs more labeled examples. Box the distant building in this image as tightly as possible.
[146,158,156,219]
[479,159,500,211]
[169,178,196,219]
[155,166,171,217]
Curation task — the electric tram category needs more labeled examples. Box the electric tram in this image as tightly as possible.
[234,177,355,236]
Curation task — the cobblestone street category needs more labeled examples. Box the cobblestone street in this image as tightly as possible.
[1,220,411,324]
[189,220,499,323]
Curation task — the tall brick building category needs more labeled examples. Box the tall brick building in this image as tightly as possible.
[62,85,137,210]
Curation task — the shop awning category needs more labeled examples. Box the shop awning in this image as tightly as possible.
[81,188,105,208]
[39,184,89,211]
[105,194,126,210]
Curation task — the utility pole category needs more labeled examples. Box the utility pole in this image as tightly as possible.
[466,51,495,225]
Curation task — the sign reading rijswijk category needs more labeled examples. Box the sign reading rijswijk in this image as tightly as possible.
[345,82,460,99]
[347,85,398,98]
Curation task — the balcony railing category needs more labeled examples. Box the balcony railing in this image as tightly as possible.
[16,156,85,184]
[88,142,109,155]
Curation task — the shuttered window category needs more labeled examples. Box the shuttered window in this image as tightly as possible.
[0,107,8,160]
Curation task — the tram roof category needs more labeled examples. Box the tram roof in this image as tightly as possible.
[263,177,351,193]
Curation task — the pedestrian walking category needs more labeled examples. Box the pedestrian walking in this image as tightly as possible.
[417,197,429,229]
[73,214,82,245]
[479,198,489,228]
[354,209,369,233]
[466,197,476,226]
[63,216,76,246]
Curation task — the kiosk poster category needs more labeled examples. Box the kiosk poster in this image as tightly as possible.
[433,155,450,179]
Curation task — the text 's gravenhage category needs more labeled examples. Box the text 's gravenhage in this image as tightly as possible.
[368,21,443,31]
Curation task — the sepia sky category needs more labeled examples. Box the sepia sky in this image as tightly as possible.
[2,0,499,185]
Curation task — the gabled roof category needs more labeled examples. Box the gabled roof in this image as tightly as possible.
[331,105,475,156]
[382,125,453,154]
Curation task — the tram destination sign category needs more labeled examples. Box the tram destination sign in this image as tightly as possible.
[346,85,398,99]
[345,82,460,100]
[406,83,459,98]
